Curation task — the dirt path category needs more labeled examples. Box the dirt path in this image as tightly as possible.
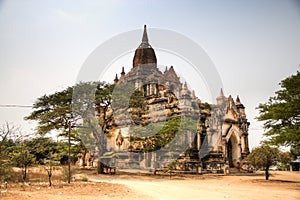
[88,171,300,200]
[2,170,299,200]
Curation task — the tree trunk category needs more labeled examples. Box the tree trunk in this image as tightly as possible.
[68,121,71,184]
[48,167,52,186]
[82,149,87,167]
[22,166,27,182]
[265,166,269,180]
[48,174,52,186]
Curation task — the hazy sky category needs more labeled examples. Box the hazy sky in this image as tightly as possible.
[0,0,299,149]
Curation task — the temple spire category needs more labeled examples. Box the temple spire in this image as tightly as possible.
[142,25,148,43]
[216,88,226,105]
[121,66,125,75]
[133,25,157,67]
[114,74,119,84]
[138,25,151,49]
[236,95,241,105]
[219,88,224,97]
[236,95,245,109]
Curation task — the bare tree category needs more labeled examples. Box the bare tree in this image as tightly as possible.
[0,122,21,181]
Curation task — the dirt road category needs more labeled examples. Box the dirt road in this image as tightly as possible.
[2,170,299,200]
[89,171,300,200]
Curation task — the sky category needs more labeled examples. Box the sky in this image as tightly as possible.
[0,0,299,149]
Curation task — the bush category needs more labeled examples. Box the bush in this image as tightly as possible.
[81,176,88,182]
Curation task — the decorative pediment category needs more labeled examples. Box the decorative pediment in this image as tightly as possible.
[225,125,241,144]
[224,95,239,122]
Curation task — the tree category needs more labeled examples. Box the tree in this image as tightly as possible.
[257,71,300,147]
[278,151,292,171]
[25,86,78,183]
[290,144,300,160]
[25,137,59,164]
[25,82,114,175]
[8,145,36,181]
[245,145,280,180]
[0,123,21,182]
[73,82,114,173]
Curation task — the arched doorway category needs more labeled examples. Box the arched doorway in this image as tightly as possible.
[227,135,240,167]
[227,139,233,167]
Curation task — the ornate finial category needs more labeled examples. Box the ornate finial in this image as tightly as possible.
[216,88,226,105]
[191,90,196,99]
[164,66,168,73]
[142,25,148,43]
[121,66,125,75]
[139,25,151,48]
[114,74,119,84]
[183,81,188,89]
[219,88,224,97]
[236,95,241,104]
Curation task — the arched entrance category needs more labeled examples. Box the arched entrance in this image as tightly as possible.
[227,139,233,167]
[226,133,241,167]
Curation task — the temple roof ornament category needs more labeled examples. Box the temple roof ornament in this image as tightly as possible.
[133,25,157,68]
[236,95,241,105]
[219,88,224,97]
[138,25,152,49]
[236,95,245,109]
[114,74,119,84]
[121,66,125,75]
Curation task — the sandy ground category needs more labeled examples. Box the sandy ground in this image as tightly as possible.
[88,171,300,200]
[1,169,299,200]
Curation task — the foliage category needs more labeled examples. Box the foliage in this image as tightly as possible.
[25,81,113,155]
[129,117,198,153]
[129,89,147,125]
[25,86,74,135]
[277,151,292,171]
[290,144,300,160]
[81,176,88,182]
[8,145,36,181]
[24,137,60,164]
[245,145,280,180]
[257,71,300,147]
[26,81,114,177]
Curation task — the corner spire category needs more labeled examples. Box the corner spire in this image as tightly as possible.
[114,74,119,84]
[219,88,224,97]
[216,88,226,105]
[236,95,241,105]
[183,81,188,89]
[236,95,245,109]
[121,66,125,75]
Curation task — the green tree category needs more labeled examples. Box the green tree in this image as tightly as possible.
[290,145,300,160]
[73,82,114,173]
[24,137,60,164]
[245,145,280,180]
[25,82,114,175]
[8,145,36,181]
[278,151,292,171]
[257,71,300,147]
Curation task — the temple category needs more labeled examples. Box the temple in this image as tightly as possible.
[96,25,250,173]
